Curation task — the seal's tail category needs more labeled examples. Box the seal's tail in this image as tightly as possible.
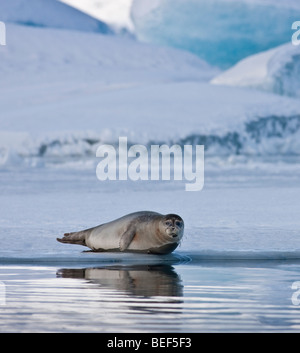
[57,230,87,246]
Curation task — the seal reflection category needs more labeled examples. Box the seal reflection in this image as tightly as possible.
[57,265,183,297]
[57,265,183,315]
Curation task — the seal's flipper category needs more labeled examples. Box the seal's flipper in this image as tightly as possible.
[119,227,136,251]
[57,227,94,247]
[57,231,87,246]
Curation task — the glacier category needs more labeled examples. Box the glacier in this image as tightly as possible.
[1,20,300,167]
[131,0,300,68]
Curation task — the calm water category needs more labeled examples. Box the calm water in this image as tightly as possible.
[1,260,300,332]
[1,168,300,332]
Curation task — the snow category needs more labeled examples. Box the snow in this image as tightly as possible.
[0,21,219,167]
[0,0,111,33]
[211,42,300,98]
[0,2,299,165]
[1,22,300,167]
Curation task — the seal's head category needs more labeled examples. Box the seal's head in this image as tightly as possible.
[160,214,184,243]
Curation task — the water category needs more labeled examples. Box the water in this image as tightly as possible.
[1,261,300,332]
[0,165,300,332]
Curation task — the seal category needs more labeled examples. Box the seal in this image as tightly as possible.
[57,211,184,254]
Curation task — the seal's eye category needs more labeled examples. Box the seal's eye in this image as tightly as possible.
[165,220,172,227]
[175,220,182,227]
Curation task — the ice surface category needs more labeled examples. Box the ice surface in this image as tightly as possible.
[131,0,300,68]
[0,167,300,263]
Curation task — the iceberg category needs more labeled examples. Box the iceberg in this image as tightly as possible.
[131,0,300,68]
[211,42,300,98]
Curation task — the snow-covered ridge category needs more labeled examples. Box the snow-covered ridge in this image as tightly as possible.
[211,43,300,98]
[179,114,300,156]
[0,22,215,81]
[1,113,300,168]
[0,0,112,33]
